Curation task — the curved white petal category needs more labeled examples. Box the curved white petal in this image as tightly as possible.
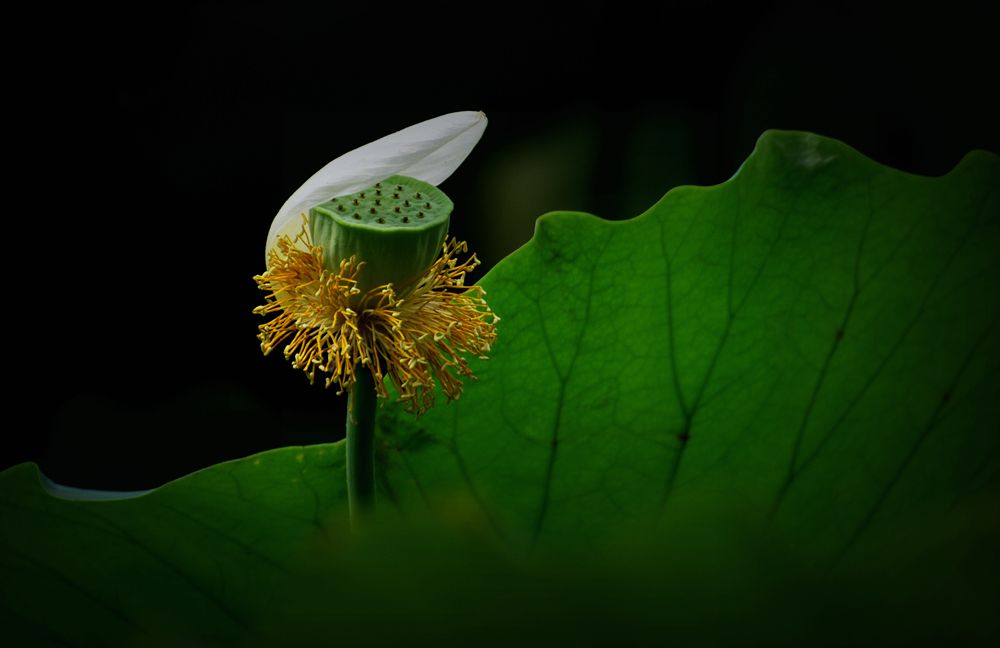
[266,111,487,257]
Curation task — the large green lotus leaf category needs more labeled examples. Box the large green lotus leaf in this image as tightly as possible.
[376,130,1000,562]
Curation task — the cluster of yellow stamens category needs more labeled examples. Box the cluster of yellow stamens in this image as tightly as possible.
[253,224,498,413]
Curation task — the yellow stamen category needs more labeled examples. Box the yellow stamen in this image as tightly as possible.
[253,223,498,414]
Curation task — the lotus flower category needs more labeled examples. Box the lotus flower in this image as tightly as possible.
[253,112,498,414]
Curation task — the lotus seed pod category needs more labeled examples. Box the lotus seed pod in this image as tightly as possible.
[310,175,452,293]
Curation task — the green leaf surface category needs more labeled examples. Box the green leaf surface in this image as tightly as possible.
[1,445,345,645]
[376,130,1000,559]
[3,131,998,645]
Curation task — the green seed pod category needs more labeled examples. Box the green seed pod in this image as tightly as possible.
[309,175,452,293]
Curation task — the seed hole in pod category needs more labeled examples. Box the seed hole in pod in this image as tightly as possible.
[402,216,409,223]
[375,199,381,206]
[417,212,424,218]
[404,200,410,207]
[360,193,366,198]
[369,207,377,214]
[396,185,403,191]
[353,199,359,206]
[375,182,381,188]
[393,193,399,199]
[353,213,361,220]
[375,189,381,196]
[416,192,422,199]
[377,217,385,224]
[424,202,431,209]
[337,205,345,211]
[394,206,400,213]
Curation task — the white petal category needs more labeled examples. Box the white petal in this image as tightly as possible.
[266,111,487,257]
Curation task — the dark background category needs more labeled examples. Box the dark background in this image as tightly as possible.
[5,1,997,490]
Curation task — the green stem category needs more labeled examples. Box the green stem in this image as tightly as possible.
[346,366,377,528]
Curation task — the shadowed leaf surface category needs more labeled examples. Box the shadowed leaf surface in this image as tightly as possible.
[1,445,345,645]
